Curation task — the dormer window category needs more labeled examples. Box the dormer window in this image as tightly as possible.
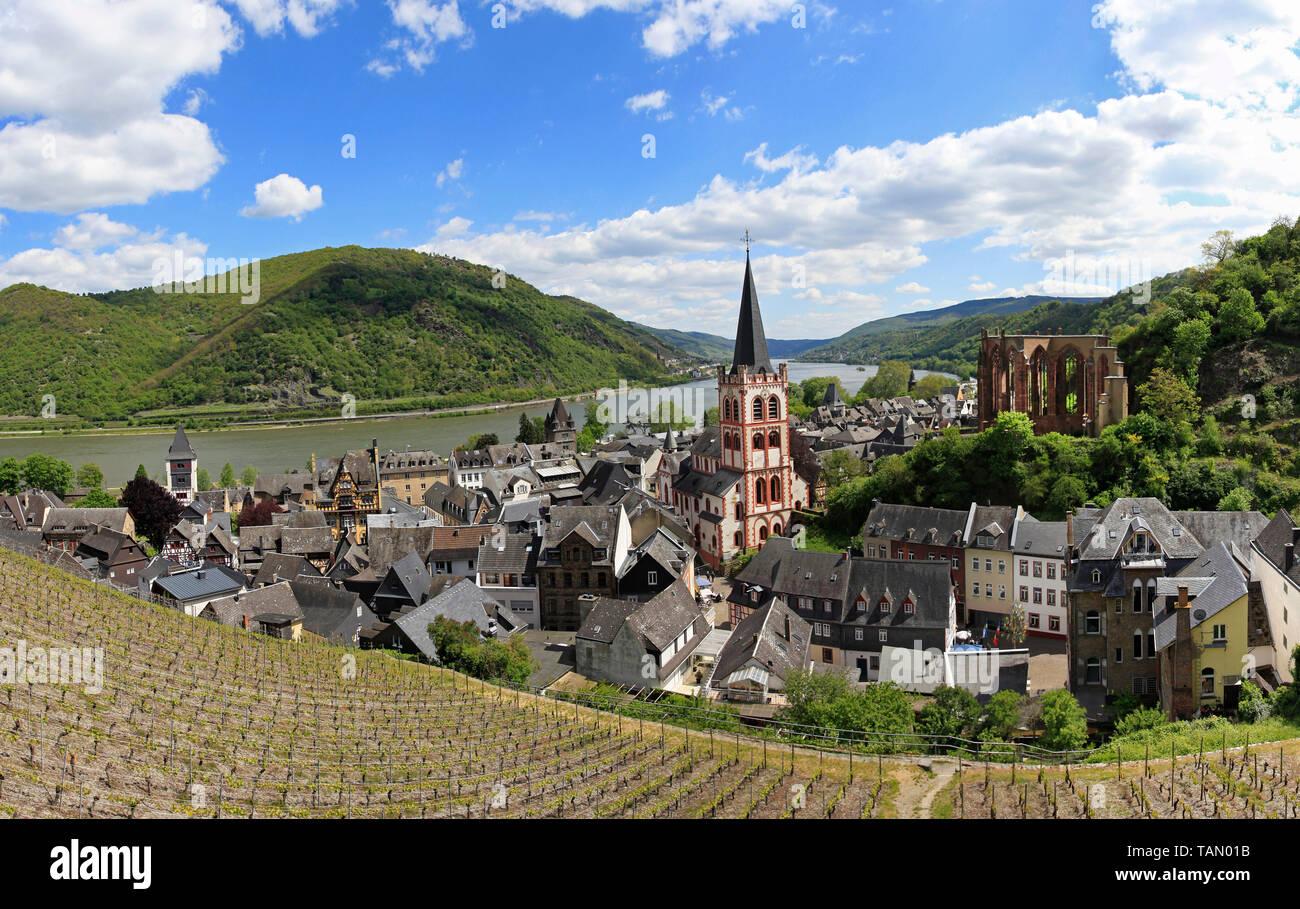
[878,598,891,614]
[903,600,915,615]
[1091,569,1101,584]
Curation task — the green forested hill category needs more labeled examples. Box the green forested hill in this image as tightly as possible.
[801,290,1165,378]
[0,246,686,422]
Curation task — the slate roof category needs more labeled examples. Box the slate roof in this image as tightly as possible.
[290,579,379,642]
[969,505,1018,550]
[1012,517,1068,559]
[862,501,968,548]
[204,582,302,628]
[392,579,516,661]
[542,505,619,552]
[429,524,491,562]
[1153,542,1250,651]
[1174,510,1268,554]
[712,598,809,689]
[368,524,438,574]
[674,463,742,499]
[843,557,953,628]
[280,526,334,555]
[575,597,639,644]
[154,563,246,602]
[167,424,196,459]
[252,552,323,586]
[730,252,773,374]
[476,531,539,576]
[41,508,130,536]
[1252,508,1300,586]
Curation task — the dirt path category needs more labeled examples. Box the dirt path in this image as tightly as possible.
[891,758,959,818]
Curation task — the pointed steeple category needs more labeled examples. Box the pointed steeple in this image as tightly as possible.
[168,422,196,459]
[731,250,773,375]
[664,426,677,451]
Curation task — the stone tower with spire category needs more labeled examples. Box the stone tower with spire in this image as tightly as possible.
[165,423,197,505]
[716,248,799,553]
[544,398,577,454]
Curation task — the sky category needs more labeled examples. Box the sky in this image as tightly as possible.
[1,0,1299,339]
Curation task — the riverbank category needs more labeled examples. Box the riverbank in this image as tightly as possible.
[0,389,607,439]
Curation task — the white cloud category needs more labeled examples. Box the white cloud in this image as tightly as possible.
[0,214,6,234]
[182,88,209,117]
[625,90,671,117]
[435,216,472,238]
[743,142,818,174]
[494,0,815,58]
[895,281,929,293]
[967,277,997,293]
[436,157,465,187]
[1094,0,1300,111]
[0,0,234,212]
[232,0,346,37]
[238,173,324,220]
[514,210,561,222]
[0,214,208,292]
[370,0,472,73]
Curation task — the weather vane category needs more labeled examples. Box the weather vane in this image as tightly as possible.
[741,228,752,253]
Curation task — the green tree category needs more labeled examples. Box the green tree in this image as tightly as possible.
[1037,689,1088,752]
[702,405,720,427]
[0,457,22,495]
[75,489,119,508]
[1163,316,1211,379]
[979,690,1024,742]
[583,401,608,437]
[1137,367,1200,424]
[428,616,537,684]
[195,467,211,492]
[461,433,498,451]
[911,372,949,399]
[240,465,259,487]
[1216,287,1264,345]
[516,412,545,444]
[856,360,911,401]
[821,448,868,490]
[219,462,236,488]
[75,462,104,490]
[134,464,148,480]
[21,453,74,496]
[916,685,981,751]
[1217,487,1254,511]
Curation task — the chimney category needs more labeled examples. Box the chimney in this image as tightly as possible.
[242,614,249,630]
[1177,584,1189,609]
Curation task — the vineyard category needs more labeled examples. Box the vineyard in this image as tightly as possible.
[0,550,904,819]
[5,548,1300,819]
[930,743,1300,819]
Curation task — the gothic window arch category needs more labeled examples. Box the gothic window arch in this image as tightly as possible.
[759,524,769,541]
[752,396,763,420]
[723,398,733,421]
[770,476,780,502]
[755,478,766,504]
[768,429,780,448]
[768,396,780,420]
[753,432,765,450]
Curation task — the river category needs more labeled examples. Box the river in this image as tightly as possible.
[0,362,946,487]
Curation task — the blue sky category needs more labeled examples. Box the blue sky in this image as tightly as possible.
[2,0,1299,338]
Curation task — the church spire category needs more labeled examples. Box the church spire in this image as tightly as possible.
[731,244,772,375]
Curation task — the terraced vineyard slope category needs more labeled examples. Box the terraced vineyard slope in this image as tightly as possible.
[0,551,896,819]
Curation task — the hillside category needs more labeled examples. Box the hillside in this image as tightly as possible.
[0,247,688,423]
[802,293,1122,375]
[639,326,827,361]
[0,547,888,819]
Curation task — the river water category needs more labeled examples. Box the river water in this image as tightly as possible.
[0,362,941,487]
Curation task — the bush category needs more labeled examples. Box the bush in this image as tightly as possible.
[1114,706,1167,737]
[1237,680,1270,723]
[1038,689,1088,752]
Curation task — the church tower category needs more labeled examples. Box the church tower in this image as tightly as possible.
[717,244,798,550]
[165,423,197,505]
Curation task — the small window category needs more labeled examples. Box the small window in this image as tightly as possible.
[1085,610,1100,634]
[647,570,658,586]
